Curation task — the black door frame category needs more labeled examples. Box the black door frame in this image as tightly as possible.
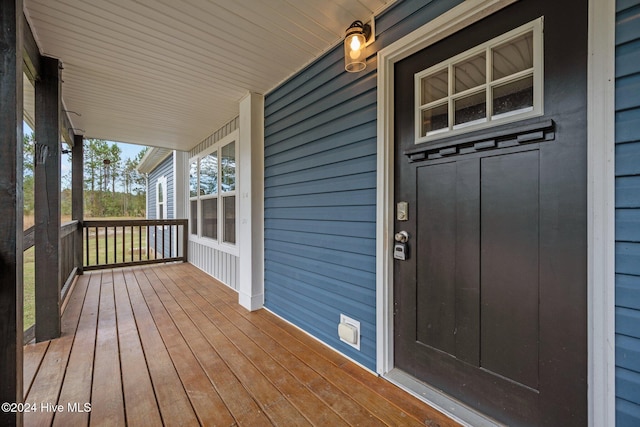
[374,0,615,425]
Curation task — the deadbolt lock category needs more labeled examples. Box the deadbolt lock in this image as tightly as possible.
[397,202,408,221]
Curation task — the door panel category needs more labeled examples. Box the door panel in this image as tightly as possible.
[480,150,539,389]
[416,162,457,354]
[392,1,587,425]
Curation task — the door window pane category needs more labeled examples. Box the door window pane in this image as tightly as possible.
[202,198,217,240]
[421,103,448,136]
[492,32,533,80]
[221,142,235,192]
[223,196,236,244]
[420,69,448,105]
[200,152,218,196]
[454,91,486,126]
[492,76,534,117]
[454,53,486,93]
[414,20,541,142]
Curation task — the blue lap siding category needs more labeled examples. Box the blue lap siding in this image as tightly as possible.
[263,0,462,370]
[616,0,640,424]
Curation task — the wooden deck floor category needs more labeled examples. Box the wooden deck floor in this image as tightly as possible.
[23,263,458,427]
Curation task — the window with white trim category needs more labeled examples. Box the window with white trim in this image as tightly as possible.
[156,176,167,220]
[415,18,543,143]
[189,133,237,251]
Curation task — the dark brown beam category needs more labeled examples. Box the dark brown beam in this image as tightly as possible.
[35,55,62,342]
[0,0,25,424]
[22,13,39,84]
[72,134,84,275]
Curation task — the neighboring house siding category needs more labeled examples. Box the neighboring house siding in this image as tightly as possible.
[148,155,174,258]
[616,0,640,425]
[263,0,462,370]
[188,116,240,290]
[148,155,174,219]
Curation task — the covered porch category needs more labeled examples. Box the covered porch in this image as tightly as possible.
[24,262,458,426]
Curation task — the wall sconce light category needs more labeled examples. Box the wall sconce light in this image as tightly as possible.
[344,20,372,73]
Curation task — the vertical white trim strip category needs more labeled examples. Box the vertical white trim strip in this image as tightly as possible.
[587,0,616,425]
[145,176,149,218]
[238,92,265,311]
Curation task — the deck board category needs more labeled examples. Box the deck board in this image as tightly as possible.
[53,273,100,427]
[23,341,49,400]
[23,263,459,427]
[90,270,126,426]
[123,269,199,426]
[154,266,346,426]
[24,272,89,427]
[112,269,162,427]
[134,267,235,427]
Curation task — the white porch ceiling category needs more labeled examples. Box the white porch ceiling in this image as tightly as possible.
[24,0,393,151]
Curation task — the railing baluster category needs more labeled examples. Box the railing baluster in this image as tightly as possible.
[105,226,108,265]
[113,226,117,264]
[169,225,173,258]
[162,223,166,259]
[95,227,99,266]
[85,227,89,266]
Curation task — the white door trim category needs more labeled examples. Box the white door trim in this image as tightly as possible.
[375,0,616,425]
[586,0,616,425]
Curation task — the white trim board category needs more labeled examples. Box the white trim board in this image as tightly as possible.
[375,0,615,426]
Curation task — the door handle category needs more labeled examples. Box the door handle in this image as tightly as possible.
[395,231,409,243]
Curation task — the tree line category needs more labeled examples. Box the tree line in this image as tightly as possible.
[24,135,148,219]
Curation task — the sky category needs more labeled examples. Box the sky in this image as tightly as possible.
[23,122,147,190]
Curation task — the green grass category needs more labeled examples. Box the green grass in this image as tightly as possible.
[24,247,35,331]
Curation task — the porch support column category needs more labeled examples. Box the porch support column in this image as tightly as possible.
[72,134,84,275]
[0,0,24,423]
[238,92,265,311]
[35,56,62,341]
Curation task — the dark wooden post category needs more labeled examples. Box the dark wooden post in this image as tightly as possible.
[35,56,62,341]
[72,134,84,274]
[0,0,24,423]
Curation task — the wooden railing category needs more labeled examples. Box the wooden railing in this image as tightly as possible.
[60,220,79,298]
[83,219,188,270]
[22,220,80,343]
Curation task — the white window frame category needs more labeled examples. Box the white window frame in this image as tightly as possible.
[188,130,239,256]
[414,17,544,144]
[155,176,167,220]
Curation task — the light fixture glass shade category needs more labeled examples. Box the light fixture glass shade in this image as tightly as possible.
[344,22,369,72]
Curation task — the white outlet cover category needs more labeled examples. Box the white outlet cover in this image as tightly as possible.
[339,314,361,350]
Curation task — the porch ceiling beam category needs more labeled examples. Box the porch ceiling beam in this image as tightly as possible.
[0,0,25,424]
[22,13,39,84]
[61,108,75,147]
[35,55,62,342]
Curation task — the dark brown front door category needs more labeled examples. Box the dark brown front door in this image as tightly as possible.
[393,2,587,425]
